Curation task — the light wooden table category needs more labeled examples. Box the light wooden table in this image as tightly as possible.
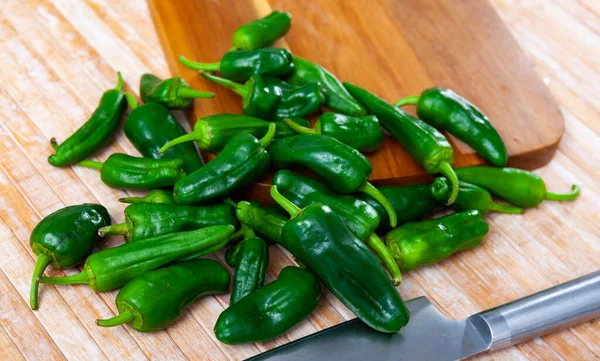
[0,0,598,360]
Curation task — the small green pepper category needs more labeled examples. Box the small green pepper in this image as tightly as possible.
[284,112,384,152]
[454,166,580,208]
[140,73,214,110]
[344,82,460,204]
[29,204,110,310]
[97,203,238,242]
[273,81,325,120]
[286,56,367,116]
[215,266,320,344]
[174,123,276,205]
[119,190,175,205]
[271,186,409,333]
[395,88,508,167]
[76,154,186,190]
[268,134,398,227]
[235,201,287,244]
[178,48,294,82]
[385,210,489,271]
[38,225,235,292]
[97,259,230,332]
[231,11,292,51]
[226,235,269,304]
[430,177,524,214]
[48,73,127,167]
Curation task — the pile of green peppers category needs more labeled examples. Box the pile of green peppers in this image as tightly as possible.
[34,8,581,347]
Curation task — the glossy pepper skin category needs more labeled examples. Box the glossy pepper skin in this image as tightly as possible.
[385,210,489,271]
[231,11,292,51]
[97,259,229,332]
[235,201,287,244]
[179,48,294,82]
[286,56,367,116]
[268,134,398,227]
[454,166,580,208]
[344,82,460,205]
[77,154,186,190]
[272,187,409,333]
[226,237,269,304]
[29,204,110,310]
[140,73,214,110]
[48,73,127,167]
[123,100,203,173]
[272,80,325,120]
[284,112,384,152]
[38,225,235,292]
[215,266,320,344]
[97,203,238,242]
[431,177,524,215]
[119,190,175,205]
[395,88,508,167]
[174,123,276,205]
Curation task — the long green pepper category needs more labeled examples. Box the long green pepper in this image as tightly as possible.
[231,11,292,51]
[226,234,269,304]
[119,190,175,205]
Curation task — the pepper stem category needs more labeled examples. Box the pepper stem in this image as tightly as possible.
[489,202,524,214]
[270,185,300,217]
[158,132,201,153]
[30,253,51,310]
[200,71,248,98]
[259,123,277,148]
[357,182,398,228]
[429,177,449,203]
[230,223,256,242]
[76,159,104,170]
[438,162,459,205]
[50,138,59,151]
[39,269,91,286]
[367,233,402,286]
[125,93,138,109]
[179,55,221,72]
[283,118,319,135]
[116,72,124,91]
[97,310,134,328]
[176,86,214,99]
[98,223,129,238]
[394,95,420,107]
[545,185,580,201]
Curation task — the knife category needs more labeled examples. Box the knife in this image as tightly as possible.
[247,271,600,361]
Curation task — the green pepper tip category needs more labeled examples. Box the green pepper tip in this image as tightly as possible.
[545,184,580,202]
[116,72,124,92]
[393,95,420,108]
[125,92,138,109]
[30,253,52,310]
[366,233,402,286]
[358,182,398,228]
[98,223,129,238]
[283,118,318,135]
[158,132,201,153]
[438,162,459,205]
[178,55,220,72]
[270,185,301,217]
[97,310,134,328]
[258,123,277,148]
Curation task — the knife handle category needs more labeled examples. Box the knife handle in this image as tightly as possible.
[475,271,600,351]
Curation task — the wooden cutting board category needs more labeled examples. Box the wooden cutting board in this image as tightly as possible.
[148,0,564,201]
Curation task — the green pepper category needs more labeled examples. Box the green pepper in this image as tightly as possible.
[48,73,127,167]
[97,203,238,242]
[215,266,320,344]
[76,154,186,190]
[123,98,203,173]
[454,166,580,208]
[344,82,460,205]
[268,134,398,227]
[226,235,269,304]
[271,186,409,333]
[430,177,524,214]
[38,225,235,292]
[29,204,110,310]
[178,48,294,82]
[286,56,367,116]
[231,11,292,51]
[174,123,276,205]
[235,201,287,244]
[284,112,384,152]
[385,210,489,271]
[395,88,508,167]
[119,190,175,205]
[140,73,214,110]
[273,170,401,285]
[97,259,230,332]
[273,81,325,120]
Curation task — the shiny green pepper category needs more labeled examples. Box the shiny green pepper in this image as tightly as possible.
[235,201,287,244]
[226,236,269,304]
[119,190,175,205]
[272,81,325,120]
[140,73,214,110]
[231,11,292,50]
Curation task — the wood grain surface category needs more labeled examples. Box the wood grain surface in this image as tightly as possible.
[0,0,598,360]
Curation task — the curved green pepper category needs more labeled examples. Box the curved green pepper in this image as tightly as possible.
[29,204,110,310]
[226,236,269,304]
[268,134,397,227]
[97,203,238,242]
[48,73,127,167]
[431,177,524,214]
[235,201,287,244]
[179,48,294,82]
[76,154,186,190]
[454,166,580,208]
[231,11,292,51]
[119,189,175,205]
[173,123,276,205]
[385,210,489,271]
[140,73,214,110]
[97,259,230,332]
[215,266,320,344]
[284,112,384,152]
[396,88,508,167]
[271,186,409,333]
[344,82,460,205]
[38,225,235,292]
[123,99,203,173]
[286,56,367,116]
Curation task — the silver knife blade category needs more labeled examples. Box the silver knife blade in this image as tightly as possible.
[246,297,493,361]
